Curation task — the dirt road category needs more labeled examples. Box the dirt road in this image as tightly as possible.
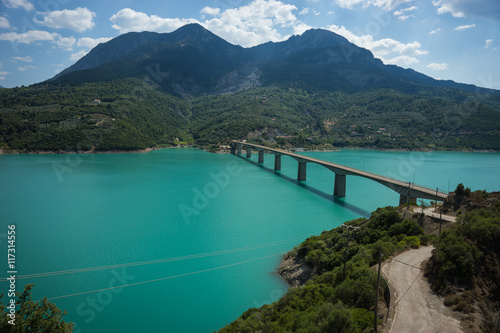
[382,246,463,333]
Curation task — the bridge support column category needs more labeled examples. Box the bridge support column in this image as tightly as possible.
[297,161,307,181]
[399,195,417,206]
[246,147,251,158]
[237,144,242,155]
[258,150,264,163]
[230,143,236,154]
[274,154,281,170]
[334,174,346,197]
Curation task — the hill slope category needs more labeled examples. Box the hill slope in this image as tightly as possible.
[48,24,497,97]
[1,24,499,152]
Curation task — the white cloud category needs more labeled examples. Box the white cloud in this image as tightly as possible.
[76,37,112,50]
[485,39,493,49]
[70,50,88,62]
[54,36,76,50]
[334,0,413,11]
[299,8,310,15]
[34,7,96,32]
[202,0,299,47]
[429,28,441,34]
[454,24,476,31]
[426,62,449,70]
[12,56,32,62]
[394,5,417,20]
[18,65,35,71]
[1,0,33,11]
[385,55,419,66]
[111,0,301,48]
[0,17,10,29]
[68,37,112,63]
[110,8,198,34]
[0,70,10,79]
[0,30,78,51]
[432,0,500,20]
[327,24,428,67]
[200,7,220,17]
[394,5,417,15]
[432,0,465,17]
[0,30,59,44]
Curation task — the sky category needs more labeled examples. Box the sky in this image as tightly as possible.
[0,0,499,89]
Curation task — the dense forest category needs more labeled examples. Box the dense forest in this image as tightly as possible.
[426,190,500,332]
[0,79,499,153]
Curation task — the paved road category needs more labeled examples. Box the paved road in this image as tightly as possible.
[233,141,448,201]
[422,208,457,223]
[382,246,463,333]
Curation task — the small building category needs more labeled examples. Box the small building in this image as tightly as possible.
[93,99,101,104]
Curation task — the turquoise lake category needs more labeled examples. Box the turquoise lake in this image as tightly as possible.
[1,148,499,332]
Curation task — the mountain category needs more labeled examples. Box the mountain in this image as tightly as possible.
[48,24,496,96]
[2,24,498,153]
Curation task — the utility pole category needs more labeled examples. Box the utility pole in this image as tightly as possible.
[406,181,411,212]
[341,224,358,280]
[439,209,442,236]
[374,252,383,333]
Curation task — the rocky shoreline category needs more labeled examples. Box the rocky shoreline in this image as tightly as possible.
[276,251,315,287]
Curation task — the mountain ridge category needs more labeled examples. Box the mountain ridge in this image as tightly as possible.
[48,23,497,96]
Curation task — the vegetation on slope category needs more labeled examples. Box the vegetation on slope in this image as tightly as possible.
[217,206,431,333]
[219,190,500,333]
[426,189,500,332]
[0,284,74,332]
[0,79,190,152]
[1,81,499,153]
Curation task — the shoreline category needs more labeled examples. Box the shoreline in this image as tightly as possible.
[1,145,498,155]
[0,146,185,155]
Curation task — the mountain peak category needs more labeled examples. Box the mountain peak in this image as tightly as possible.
[49,23,488,96]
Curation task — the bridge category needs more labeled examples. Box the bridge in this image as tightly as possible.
[231,141,449,205]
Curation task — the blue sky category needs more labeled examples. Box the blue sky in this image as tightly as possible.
[0,0,499,89]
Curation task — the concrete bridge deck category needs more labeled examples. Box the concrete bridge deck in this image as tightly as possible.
[232,141,449,205]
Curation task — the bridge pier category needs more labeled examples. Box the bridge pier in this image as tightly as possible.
[334,174,346,197]
[399,195,417,205]
[231,141,449,206]
[297,161,307,181]
[258,150,264,163]
[274,154,282,170]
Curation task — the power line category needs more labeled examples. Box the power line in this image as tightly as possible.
[1,234,311,282]
[37,252,285,302]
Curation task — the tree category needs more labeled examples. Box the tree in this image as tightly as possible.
[0,284,74,332]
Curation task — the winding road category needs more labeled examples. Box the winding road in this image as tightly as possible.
[382,246,463,333]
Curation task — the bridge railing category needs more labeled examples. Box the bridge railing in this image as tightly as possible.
[234,142,450,197]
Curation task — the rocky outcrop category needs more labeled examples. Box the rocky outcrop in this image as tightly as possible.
[277,252,315,287]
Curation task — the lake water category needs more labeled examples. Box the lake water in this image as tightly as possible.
[0,148,499,332]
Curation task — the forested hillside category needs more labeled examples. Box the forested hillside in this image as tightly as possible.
[0,79,190,152]
[1,80,499,152]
